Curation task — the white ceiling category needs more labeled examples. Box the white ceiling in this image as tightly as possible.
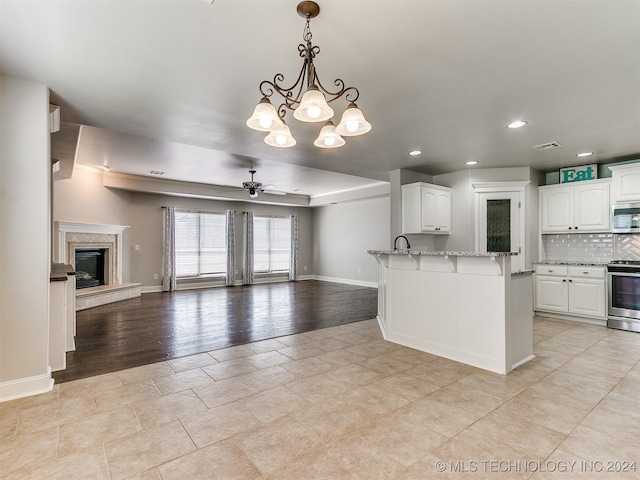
[1,0,639,199]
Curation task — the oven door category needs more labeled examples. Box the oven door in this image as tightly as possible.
[607,270,640,320]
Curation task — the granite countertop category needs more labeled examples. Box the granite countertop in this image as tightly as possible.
[534,261,608,267]
[368,250,516,257]
[50,263,76,282]
[512,270,534,277]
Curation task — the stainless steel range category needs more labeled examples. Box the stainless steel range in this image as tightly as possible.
[607,260,640,333]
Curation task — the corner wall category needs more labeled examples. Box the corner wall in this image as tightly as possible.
[53,165,132,281]
[312,196,390,285]
[0,76,52,400]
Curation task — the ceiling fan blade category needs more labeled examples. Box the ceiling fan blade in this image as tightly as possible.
[262,189,287,196]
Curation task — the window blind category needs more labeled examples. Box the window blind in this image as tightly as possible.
[253,216,291,273]
[175,210,227,277]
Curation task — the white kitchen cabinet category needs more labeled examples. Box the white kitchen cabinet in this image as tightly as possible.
[402,183,452,234]
[540,180,610,233]
[609,163,640,203]
[535,269,568,312]
[534,265,606,321]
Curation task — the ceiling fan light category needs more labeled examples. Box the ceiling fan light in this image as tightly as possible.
[335,103,371,136]
[293,85,334,122]
[249,188,259,198]
[246,97,283,132]
[264,123,296,148]
[314,121,345,148]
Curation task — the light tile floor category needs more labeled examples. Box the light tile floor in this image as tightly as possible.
[1,317,639,479]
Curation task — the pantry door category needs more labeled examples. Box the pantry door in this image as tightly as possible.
[476,190,524,273]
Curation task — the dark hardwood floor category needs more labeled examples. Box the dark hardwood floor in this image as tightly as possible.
[53,280,378,383]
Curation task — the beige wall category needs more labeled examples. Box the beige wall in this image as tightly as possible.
[0,76,52,399]
[313,196,390,285]
[53,171,313,288]
[127,192,313,288]
[53,165,132,280]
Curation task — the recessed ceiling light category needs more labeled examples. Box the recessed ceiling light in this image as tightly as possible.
[576,152,593,157]
[408,150,422,156]
[507,120,527,129]
[465,160,479,166]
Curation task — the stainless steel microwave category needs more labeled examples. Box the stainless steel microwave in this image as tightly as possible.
[612,203,640,233]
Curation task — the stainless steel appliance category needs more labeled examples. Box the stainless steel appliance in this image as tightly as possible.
[611,203,640,233]
[607,260,640,332]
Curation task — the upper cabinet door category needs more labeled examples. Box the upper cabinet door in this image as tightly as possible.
[573,183,610,232]
[541,188,573,232]
[435,189,451,233]
[540,180,611,233]
[421,189,438,231]
[402,183,452,234]
[610,163,640,203]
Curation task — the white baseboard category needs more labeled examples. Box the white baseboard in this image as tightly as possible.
[140,274,375,294]
[0,368,54,403]
[142,285,163,293]
[311,275,377,288]
[534,311,607,327]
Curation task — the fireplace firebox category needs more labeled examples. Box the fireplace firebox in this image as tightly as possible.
[75,249,107,289]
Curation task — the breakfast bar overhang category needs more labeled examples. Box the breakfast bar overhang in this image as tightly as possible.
[368,250,534,375]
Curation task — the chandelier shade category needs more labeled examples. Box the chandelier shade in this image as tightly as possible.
[314,121,345,148]
[335,102,372,136]
[294,85,334,123]
[264,122,296,148]
[246,1,370,149]
[246,97,283,132]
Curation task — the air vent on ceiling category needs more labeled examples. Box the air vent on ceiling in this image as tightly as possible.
[533,141,562,151]
[148,170,165,175]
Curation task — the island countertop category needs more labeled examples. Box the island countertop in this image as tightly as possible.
[368,249,533,375]
[367,250,517,257]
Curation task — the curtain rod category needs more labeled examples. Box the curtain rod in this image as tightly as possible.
[241,212,295,218]
[162,206,233,215]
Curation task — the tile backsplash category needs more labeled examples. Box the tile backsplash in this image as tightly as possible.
[404,234,434,251]
[541,233,640,263]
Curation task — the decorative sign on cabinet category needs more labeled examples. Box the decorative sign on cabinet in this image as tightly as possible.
[402,183,452,234]
[539,179,611,233]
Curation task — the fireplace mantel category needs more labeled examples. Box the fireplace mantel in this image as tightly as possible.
[54,221,129,285]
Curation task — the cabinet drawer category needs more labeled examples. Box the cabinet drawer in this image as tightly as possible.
[534,265,568,276]
[567,266,606,279]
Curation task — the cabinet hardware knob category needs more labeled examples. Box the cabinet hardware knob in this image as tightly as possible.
[583,271,589,274]
[569,279,573,282]
[568,227,572,229]
[563,279,567,282]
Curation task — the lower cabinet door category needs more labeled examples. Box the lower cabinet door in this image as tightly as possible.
[568,278,606,318]
[535,275,568,312]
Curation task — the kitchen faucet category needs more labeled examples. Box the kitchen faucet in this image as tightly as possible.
[393,235,411,251]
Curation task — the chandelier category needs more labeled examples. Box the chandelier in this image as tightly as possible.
[246,1,371,149]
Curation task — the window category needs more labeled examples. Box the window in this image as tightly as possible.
[253,216,291,274]
[175,210,226,277]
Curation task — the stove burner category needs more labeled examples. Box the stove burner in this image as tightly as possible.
[609,260,640,266]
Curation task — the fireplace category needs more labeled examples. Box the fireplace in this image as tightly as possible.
[54,221,141,310]
[75,248,107,289]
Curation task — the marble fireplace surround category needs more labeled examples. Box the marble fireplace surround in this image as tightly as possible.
[54,221,141,310]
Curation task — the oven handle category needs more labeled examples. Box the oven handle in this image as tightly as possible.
[608,271,640,278]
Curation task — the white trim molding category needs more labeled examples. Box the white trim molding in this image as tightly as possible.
[54,221,129,284]
[0,368,54,403]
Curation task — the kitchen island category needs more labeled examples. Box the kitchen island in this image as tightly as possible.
[368,250,533,374]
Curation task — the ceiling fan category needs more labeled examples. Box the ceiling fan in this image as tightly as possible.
[242,170,287,198]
